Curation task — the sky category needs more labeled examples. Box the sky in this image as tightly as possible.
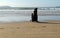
[0,0,60,7]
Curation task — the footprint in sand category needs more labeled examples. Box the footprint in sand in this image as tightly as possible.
[16,27,20,29]
[42,26,47,28]
[0,28,4,29]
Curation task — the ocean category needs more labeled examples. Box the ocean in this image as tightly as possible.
[0,10,60,22]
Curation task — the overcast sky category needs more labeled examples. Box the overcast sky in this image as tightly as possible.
[0,0,60,7]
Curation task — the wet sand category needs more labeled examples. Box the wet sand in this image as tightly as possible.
[0,21,60,38]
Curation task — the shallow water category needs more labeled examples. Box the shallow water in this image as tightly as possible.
[0,16,60,22]
[38,16,60,22]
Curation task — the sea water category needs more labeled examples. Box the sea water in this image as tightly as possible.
[0,10,60,22]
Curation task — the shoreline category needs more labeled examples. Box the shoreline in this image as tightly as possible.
[0,20,60,23]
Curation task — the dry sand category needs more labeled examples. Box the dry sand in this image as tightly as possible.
[0,21,60,38]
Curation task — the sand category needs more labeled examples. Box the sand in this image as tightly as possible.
[0,21,60,38]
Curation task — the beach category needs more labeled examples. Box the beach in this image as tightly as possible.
[0,21,60,38]
[0,9,60,38]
